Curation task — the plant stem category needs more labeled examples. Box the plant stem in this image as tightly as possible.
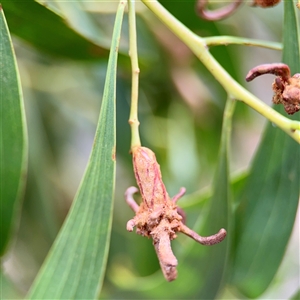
[204,36,282,50]
[141,0,300,143]
[128,0,141,148]
[221,96,236,158]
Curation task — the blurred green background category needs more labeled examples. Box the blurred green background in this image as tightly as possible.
[1,1,299,299]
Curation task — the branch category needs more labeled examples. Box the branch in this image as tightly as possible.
[140,0,300,143]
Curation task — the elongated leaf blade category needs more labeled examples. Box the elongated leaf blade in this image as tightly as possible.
[230,2,300,297]
[0,6,28,255]
[26,2,125,299]
[0,269,22,299]
[2,0,109,60]
[176,98,234,299]
[290,289,300,300]
[193,99,234,299]
[54,0,112,49]
[282,0,300,72]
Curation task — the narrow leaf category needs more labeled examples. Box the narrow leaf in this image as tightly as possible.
[0,6,28,255]
[290,289,300,300]
[26,2,125,299]
[0,269,22,299]
[186,98,235,299]
[180,170,248,209]
[196,98,234,299]
[54,0,112,50]
[2,0,109,60]
[282,0,300,72]
[230,2,300,297]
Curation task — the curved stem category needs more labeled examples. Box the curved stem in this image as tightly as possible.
[141,0,300,143]
[204,36,282,50]
[221,96,236,156]
[128,0,141,148]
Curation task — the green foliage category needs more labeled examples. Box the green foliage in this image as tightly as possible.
[1,0,110,60]
[1,1,299,300]
[25,3,124,299]
[189,98,235,299]
[0,7,27,255]
[230,2,300,297]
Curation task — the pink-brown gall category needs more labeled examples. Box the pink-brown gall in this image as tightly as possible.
[246,63,300,115]
[125,146,227,281]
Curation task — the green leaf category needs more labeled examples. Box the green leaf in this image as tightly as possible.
[53,1,112,50]
[282,0,300,73]
[180,170,248,210]
[290,289,300,300]
[26,2,125,299]
[2,0,109,60]
[230,2,300,297]
[0,6,28,256]
[0,269,22,299]
[190,98,234,299]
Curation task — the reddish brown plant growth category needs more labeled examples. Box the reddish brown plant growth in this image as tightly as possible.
[196,0,280,21]
[252,0,281,7]
[246,63,300,115]
[196,0,242,21]
[125,146,227,282]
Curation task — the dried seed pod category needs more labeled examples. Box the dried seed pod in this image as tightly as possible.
[125,146,227,281]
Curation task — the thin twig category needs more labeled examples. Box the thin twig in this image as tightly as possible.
[204,36,282,50]
[128,0,141,148]
[140,0,300,143]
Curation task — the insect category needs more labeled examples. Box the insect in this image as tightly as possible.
[125,146,227,281]
[246,63,300,115]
